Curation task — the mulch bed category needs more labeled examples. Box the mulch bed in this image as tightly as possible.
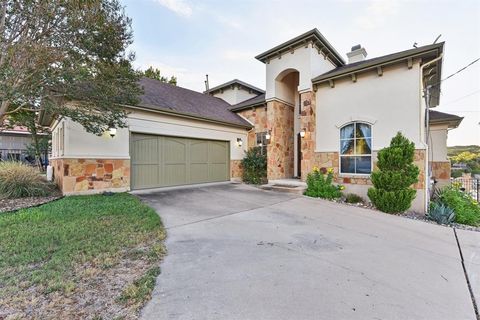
[0,193,63,213]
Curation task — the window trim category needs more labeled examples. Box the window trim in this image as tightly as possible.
[256,131,268,155]
[339,122,373,175]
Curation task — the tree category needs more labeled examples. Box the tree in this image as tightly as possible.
[142,66,177,85]
[367,132,420,213]
[0,0,142,135]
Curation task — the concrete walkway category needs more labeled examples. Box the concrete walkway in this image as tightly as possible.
[137,183,479,320]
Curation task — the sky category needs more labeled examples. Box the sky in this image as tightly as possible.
[120,0,480,146]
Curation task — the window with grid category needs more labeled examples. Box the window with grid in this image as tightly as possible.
[340,122,372,174]
[256,132,268,155]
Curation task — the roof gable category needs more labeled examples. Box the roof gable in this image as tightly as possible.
[204,79,264,95]
[255,28,345,66]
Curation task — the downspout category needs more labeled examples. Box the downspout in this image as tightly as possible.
[420,53,443,213]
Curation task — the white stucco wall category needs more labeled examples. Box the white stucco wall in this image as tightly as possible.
[265,44,337,101]
[211,86,259,105]
[429,123,449,162]
[315,61,425,152]
[50,108,248,161]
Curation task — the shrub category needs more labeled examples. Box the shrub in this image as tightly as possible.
[427,202,455,225]
[436,186,480,226]
[368,132,419,213]
[345,193,363,204]
[305,167,343,199]
[0,161,53,198]
[241,147,267,184]
[451,170,462,178]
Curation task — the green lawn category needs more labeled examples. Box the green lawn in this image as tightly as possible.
[0,193,166,319]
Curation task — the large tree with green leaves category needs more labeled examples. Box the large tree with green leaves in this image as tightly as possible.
[142,66,177,85]
[0,0,142,135]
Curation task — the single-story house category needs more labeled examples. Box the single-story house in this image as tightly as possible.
[45,29,463,213]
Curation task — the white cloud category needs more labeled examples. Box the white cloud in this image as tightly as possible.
[152,0,192,17]
[355,0,399,29]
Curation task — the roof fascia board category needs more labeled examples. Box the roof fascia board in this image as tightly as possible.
[312,48,441,84]
[126,104,253,129]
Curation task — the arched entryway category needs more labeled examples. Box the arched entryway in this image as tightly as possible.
[266,69,299,180]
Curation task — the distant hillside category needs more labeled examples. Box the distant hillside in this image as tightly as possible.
[448,145,480,157]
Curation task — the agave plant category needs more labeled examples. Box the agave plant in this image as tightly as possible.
[427,202,455,225]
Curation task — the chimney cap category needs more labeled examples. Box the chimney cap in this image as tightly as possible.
[351,44,362,51]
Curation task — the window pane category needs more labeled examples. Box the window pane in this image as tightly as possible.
[356,123,371,138]
[340,124,354,139]
[355,138,371,154]
[340,139,354,155]
[356,156,372,174]
[341,157,355,173]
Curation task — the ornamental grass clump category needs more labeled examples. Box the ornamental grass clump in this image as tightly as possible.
[305,167,343,199]
[0,161,52,199]
[367,132,419,213]
[241,147,267,184]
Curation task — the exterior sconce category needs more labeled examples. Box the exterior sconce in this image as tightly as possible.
[236,138,243,147]
[299,129,306,138]
[108,127,117,138]
[265,130,271,140]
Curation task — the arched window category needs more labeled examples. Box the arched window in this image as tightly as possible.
[340,122,372,174]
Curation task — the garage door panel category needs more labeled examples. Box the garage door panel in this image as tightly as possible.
[132,165,160,189]
[190,141,208,163]
[131,134,229,190]
[208,142,227,163]
[164,138,187,163]
[209,163,228,181]
[164,164,187,186]
[132,137,158,164]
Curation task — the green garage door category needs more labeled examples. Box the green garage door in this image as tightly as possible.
[131,134,230,190]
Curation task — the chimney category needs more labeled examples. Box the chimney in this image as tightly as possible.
[347,44,367,64]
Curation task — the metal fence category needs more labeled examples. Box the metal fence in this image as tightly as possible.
[0,149,49,168]
[451,177,480,202]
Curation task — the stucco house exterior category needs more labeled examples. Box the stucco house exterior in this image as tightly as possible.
[46,29,462,213]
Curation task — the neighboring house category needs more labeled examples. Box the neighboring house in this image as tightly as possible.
[45,28,463,213]
[0,126,34,162]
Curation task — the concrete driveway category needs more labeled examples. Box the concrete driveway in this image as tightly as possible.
[136,183,479,320]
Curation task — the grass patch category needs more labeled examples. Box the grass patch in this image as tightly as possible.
[118,267,161,307]
[0,193,166,318]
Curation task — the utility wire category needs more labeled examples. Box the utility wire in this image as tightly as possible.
[442,88,480,106]
[430,57,480,88]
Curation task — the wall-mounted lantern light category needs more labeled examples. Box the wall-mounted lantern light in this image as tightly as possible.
[236,138,243,147]
[265,130,271,140]
[108,127,117,138]
[299,128,306,138]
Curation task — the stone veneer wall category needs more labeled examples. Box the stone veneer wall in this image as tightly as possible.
[431,161,451,186]
[266,100,294,179]
[51,158,130,194]
[230,160,243,180]
[306,149,426,190]
[237,105,268,148]
[299,91,316,178]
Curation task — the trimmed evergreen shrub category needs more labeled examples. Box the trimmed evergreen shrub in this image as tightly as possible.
[241,147,267,184]
[305,167,343,199]
[367,132,419,213]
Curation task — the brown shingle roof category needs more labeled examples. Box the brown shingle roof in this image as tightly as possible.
[137,77,252,128]
[229,93,266,111]
[429,110,463,128]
